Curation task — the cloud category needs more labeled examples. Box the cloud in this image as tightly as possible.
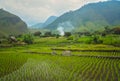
[0,0,107,26]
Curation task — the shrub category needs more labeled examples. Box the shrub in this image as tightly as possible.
[44,32,52,37]
[102,35,120,46]
[34,31,42,37]
[22,33,34,44]
[64,32,71,37]
[0,40,1,44]
[101,33,106,37]
[56,34,60,38]
[67,36,74,40]
[92,36,103,44]
[111,27,120,35]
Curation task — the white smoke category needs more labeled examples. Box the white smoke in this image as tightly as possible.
[57,21,74,36]
[57,27,65,36]
[60,21,74,31]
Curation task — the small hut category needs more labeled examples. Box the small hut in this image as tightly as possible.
[9,36,17,43]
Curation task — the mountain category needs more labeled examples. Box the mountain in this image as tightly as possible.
[31,16,57,29]
[45,1,120,32]
[43,16,57,26]
[0,9,28,37]
[31,23,44,29]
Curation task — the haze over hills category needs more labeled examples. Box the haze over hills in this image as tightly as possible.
[31,16,57,29]
[0,9,28,37]
[45,1,120,32]
[1,0,120,36]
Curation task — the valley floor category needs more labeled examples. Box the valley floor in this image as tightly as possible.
[0,37,120,81]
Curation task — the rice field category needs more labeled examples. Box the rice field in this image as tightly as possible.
[0,37,120,81]
[0,54,120,81]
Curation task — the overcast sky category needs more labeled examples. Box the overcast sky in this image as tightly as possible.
[0,0,108,26]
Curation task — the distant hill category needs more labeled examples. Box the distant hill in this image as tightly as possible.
[31,16,57,29]
[31,23,44,29]
[45,1,120,32]
[0,9,28,37]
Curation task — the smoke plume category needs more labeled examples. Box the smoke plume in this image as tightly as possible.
[57,27,65,36]
[57,21,74,36]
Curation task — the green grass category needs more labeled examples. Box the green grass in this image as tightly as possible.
[0,37,120,81]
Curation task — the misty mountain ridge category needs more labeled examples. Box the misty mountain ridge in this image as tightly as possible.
[31,16,57,29]
[45,1,120,32]
[0,9,28,37]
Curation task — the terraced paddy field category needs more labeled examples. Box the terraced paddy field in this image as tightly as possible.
[0,37,120,81]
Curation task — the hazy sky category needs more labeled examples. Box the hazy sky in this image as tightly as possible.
[0,0,107,26]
